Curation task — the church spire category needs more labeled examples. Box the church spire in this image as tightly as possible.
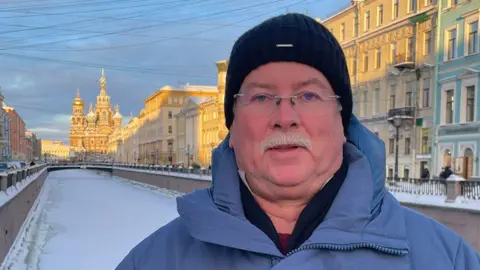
[99,68,107,96]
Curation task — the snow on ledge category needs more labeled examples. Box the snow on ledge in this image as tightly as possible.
[391,192,480,212]
[0,167,47,209]
[112,166,212,182]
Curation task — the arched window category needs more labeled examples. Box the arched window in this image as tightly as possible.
[102,111,106,121]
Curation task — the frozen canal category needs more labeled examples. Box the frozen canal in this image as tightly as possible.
[1,169,180,270]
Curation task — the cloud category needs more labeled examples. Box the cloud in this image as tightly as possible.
[0,0,348,142]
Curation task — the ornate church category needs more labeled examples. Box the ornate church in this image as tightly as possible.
[69,69,123,154]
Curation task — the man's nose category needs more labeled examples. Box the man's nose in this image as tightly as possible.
[272,99,299,130]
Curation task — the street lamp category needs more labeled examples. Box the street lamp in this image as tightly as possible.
[392,117,403,182]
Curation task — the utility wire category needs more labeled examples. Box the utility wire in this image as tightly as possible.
[0,0,289,51]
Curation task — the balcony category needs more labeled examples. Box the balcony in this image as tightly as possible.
[387,107,416,125]
[393,53,415,70]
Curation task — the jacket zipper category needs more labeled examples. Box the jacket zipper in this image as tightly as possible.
[285,242,409,257]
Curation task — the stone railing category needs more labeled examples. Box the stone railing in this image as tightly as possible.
[51,162,212,178]
[0,164,48,193]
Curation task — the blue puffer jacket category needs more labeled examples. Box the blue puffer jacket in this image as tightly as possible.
[116,116,480,270]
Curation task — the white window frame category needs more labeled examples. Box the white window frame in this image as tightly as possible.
[460,75,478,123]
[423,30,432,56]
[390,42,397,62]
[421,77,431,108]
[364,10,371,31]
[440,81,456,125]
[375,48,381,69]
[377,5,383,26]
[408,0,417,13]
[443,25,458,61]
[464,14,480,56]
[392,0,399,20]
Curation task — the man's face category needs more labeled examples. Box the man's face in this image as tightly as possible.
[230,62,345,198]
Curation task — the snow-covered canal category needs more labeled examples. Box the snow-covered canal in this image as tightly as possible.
[2,169,180,270]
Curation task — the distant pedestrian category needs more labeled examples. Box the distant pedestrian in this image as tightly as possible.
[116,13,479,270]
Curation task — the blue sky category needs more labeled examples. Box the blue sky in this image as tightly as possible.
[0,0,349,143]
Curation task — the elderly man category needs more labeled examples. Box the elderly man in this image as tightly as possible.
[117,13,479,269]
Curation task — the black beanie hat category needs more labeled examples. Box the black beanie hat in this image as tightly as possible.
[224,13,353,135]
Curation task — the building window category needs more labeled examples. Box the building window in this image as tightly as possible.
[374,87,380,114]
[425,0,435,6]
[449,0,457,7]
[445,90,454,124]
[340,23,345,41]
[390,42,397,62]
[447,28,457,60]
[362,90,368,117]
[168,125,172,134]
[390,84,396,109]
[389,138,395,154]
[405,137,411,155]
[406,81,415,107]
[168,111,173,119]
[409,0,417,12]
[467,21,478,55]
[392,0,399,19]
[375,48,381,69]
[168,97,172,104]
[377,5,383,26]
[353,14,358,37]
[403,168,410,179]
[466,86,475,122]
[423,78,430,107]
[363,53,368,72]
[407,37,415,61]
[352,58,357,75]
[424,31,432,55]
[365,10,371,31]
[421,128,429,154]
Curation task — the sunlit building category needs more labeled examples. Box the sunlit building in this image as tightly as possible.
[321,0,437,178]
[432,0,480,179]
[41,140,70,161]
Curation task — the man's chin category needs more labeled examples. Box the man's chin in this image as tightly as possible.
[267,168,310,187]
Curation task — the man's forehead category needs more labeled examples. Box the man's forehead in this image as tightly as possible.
[242,78,331,91]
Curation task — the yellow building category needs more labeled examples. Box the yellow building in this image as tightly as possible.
[135,84,218,165]
[174,60,228,167]
[118,114,141,164]
[69,69,123,157]
[321,0,437,178]
[41,140,70,161]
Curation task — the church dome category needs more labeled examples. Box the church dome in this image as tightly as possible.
[113,105,123,120]
[73,89,84,106]
[87,109,97,123]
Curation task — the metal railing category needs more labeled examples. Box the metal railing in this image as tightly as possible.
[50,162,213,177]
[385,177,447,196]
[460,181,480,200]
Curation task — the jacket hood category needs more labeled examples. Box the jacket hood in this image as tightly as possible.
[176,116,409,257]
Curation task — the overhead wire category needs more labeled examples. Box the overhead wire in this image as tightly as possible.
[0,0,309,75]
[0,0,280,51]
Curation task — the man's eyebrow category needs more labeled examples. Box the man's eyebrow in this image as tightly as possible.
[243,82,277,91]
[292,78,329,90]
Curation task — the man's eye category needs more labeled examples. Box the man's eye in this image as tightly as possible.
[300,92,320,101]
[251,95,270,102]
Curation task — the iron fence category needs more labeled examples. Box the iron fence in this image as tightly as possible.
[460,181,480,200]
[385,177,447,196]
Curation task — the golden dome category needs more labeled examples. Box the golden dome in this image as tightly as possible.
[73,89,84,106]
[73,99,84,106]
